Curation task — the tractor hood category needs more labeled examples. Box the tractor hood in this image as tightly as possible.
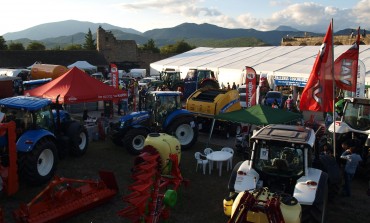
[119,111,150,124]
[293,168,323,205]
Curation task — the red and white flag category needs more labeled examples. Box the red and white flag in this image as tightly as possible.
[299,22,334,112]
[334,27,360,92]
[245,66,257,107]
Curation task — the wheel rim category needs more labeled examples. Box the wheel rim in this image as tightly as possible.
[132,135,146,151]
[37,149,54,176]
[78,132,87,151]
[175,124,194,145]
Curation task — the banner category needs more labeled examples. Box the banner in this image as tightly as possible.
[356,60,366,98]
[299,22,334,112]
[110,63,119,89]
[245,66,257,107]
[334,27,360,92]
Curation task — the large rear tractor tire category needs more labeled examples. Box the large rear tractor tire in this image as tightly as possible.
[123,128,149,155]
[18,138,58,186]
[301,181,328,223]
[67,122,88,157]
[167,117,198,150]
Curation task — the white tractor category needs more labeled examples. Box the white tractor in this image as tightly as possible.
[328,97,370,175]
[224,124,329,223]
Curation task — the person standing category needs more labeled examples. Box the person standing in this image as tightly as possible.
[284,96,293,111]
[340,140,362,197]
[232,82,236,90]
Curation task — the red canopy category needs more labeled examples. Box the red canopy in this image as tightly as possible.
[26,67,127,104]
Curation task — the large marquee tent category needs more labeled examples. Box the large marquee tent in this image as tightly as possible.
[26,67,127,104]
[150,45,370,89]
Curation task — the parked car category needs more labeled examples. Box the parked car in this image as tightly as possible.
[138,77,157,87]
[91,72,105,81]
[264,91,283,107]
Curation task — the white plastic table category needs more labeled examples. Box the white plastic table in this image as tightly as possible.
[206,151,233,176]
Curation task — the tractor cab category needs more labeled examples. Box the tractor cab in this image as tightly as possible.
[341,97,370,131]
[0,97,55,138]
[144,91,182,126]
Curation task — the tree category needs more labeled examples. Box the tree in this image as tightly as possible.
[65,44,83,50]
[139,39,160,53]
[0,36,7,50]
[83,28,96,50]
[50,45,62,51]
[8,42,25,50]
[160,40,195,54]
[26,41,46,50]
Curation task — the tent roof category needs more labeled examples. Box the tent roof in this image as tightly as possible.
[26,67,127,104]
[215,105,302,125]
[67,61,97,70]
[151,45,370,78]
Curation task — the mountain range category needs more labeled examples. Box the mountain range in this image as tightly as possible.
[2,20,352,49]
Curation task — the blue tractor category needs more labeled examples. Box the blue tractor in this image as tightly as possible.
[183,69,219,99]
[0,96,88,186]
[110,91,198,154]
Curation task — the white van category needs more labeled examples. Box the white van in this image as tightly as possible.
[129,69,146,79]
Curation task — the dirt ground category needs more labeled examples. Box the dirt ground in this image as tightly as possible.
[1,133,370,223]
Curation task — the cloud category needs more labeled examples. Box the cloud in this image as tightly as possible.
[353,0,370,24]
[119,0,369,32]
[120,0,221,17]
[269,0,292,7]
[261,2,356,32]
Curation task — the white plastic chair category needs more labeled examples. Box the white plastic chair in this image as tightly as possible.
[204,148,214,174]
[221,147,234,171]
[195,152,209,175]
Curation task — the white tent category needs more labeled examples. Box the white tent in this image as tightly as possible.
[67,61,97,74]
[150,45,370,90]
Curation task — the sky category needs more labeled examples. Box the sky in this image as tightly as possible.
[1,0,369,35]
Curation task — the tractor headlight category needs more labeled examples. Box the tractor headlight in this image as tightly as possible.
[119,121,125,128]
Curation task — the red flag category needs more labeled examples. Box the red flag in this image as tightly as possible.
[299,22,334,112]
[334,27,360,92]
[110,63,119,89]
[245,66,257,107]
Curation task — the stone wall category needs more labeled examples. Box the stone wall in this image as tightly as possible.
[96,26,173,74]
[97,27,138,62]
[281,34,370,46]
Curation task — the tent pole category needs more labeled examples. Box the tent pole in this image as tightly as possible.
[207,118,216,148]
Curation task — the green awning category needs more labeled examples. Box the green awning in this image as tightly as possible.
[215,105,303,125]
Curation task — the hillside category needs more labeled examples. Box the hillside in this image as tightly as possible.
[2,20,359,49]
[3,20,141,40]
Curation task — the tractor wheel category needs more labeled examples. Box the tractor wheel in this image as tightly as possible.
[167,117,198,150]
[301,182,328,223]
[201,80,219,89]
[67,122,88,157]
[123,128,149,155]
[18,138,58,186]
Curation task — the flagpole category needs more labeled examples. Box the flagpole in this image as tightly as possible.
[331,18,337,157]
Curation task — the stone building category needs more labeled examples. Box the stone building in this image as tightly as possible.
[96,26,171,74]
[281,33,369,46]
